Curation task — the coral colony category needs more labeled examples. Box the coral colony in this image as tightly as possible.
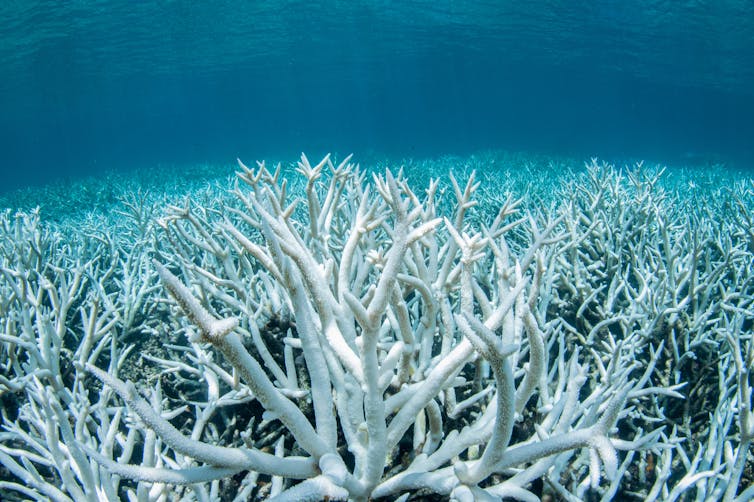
[1,153,753,501]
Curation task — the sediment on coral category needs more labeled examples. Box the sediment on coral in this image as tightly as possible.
[0,152,752,501]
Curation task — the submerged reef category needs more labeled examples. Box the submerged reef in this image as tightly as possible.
[1,152,753,501]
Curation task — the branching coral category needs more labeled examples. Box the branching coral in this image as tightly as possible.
[1,153,752,501]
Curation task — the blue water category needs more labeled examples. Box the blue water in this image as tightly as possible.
[1,1,753,193]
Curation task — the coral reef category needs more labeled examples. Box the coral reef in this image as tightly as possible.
[1,153,752,501]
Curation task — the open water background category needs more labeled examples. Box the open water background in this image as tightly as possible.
[1,1,753,193]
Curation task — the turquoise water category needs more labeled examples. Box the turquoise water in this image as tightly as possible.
[1,1,753,193]
[2,4,754,499]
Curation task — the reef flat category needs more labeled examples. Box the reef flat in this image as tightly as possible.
[1,151,752,501]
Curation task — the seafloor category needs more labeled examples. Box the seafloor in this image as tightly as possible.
[1,150,752,501]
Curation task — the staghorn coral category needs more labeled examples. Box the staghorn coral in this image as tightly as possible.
[0,152,752,501]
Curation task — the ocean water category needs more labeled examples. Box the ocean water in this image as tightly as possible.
[3,3,754,501]
[1,0,753,194]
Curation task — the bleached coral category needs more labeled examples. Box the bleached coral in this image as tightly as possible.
[1,153,752,501]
